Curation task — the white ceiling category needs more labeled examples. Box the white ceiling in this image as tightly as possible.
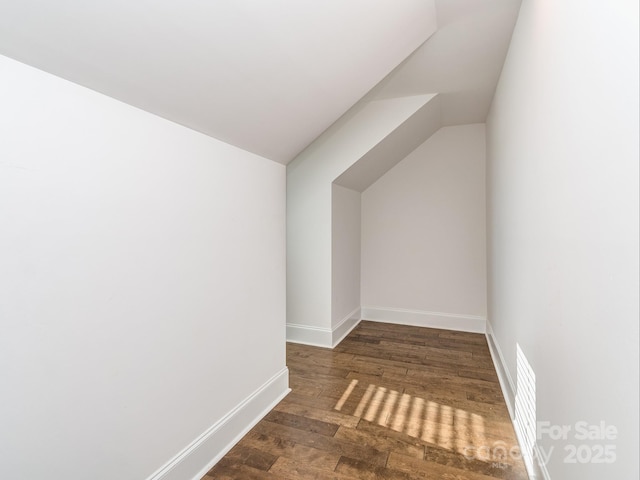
[334,94,442,192]
[375,0,522,126]
[0,0,521,165]
[297,0,521,193]
[0,1,436,164]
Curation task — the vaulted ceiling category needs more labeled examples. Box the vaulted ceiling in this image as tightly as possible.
[0,0,520,165]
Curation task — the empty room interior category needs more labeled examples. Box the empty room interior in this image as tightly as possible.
[0,1,638,480]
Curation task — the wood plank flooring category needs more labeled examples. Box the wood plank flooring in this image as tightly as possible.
[203,321,529,479]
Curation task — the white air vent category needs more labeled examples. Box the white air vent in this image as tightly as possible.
[515,343,537,473]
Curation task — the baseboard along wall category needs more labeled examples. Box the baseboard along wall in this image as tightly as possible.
[361,306,486,333]
[146,368,290,480]
[331,307,361,347]
[286,307,362,348]
[287,306,487,347]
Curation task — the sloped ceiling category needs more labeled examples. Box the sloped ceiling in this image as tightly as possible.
[376,0,522,126]
[292,0,521,192]
[0,0,436,164]
[334,95,442,192]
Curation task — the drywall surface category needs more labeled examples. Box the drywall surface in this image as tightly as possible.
[331,184,361,329]
[361,125,487,323]
[0,0,437,164]
[486,0,639,478]
[334,94,442,192]
[286,94,434,337]
[0,55,287,480]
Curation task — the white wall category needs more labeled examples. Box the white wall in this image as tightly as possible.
[486,0,639,478]
[0,55,287,480]
[331,184,361,332]
[287,94,434,346]
[361,125,487,332]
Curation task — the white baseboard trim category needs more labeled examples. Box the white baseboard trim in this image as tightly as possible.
[361,306,486,333]
[286,323,333,348]
[511,429,552,480]
[530,444,552,480]
[287,307,362,348]
[485,320,516,418]
[331,307,361,348]
[485,321,550,480]
[146,367,290,480]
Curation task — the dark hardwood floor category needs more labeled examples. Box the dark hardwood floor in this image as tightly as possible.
[203,321,528,479]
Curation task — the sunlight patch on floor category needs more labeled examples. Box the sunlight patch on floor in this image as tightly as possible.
[333,381,488,455]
